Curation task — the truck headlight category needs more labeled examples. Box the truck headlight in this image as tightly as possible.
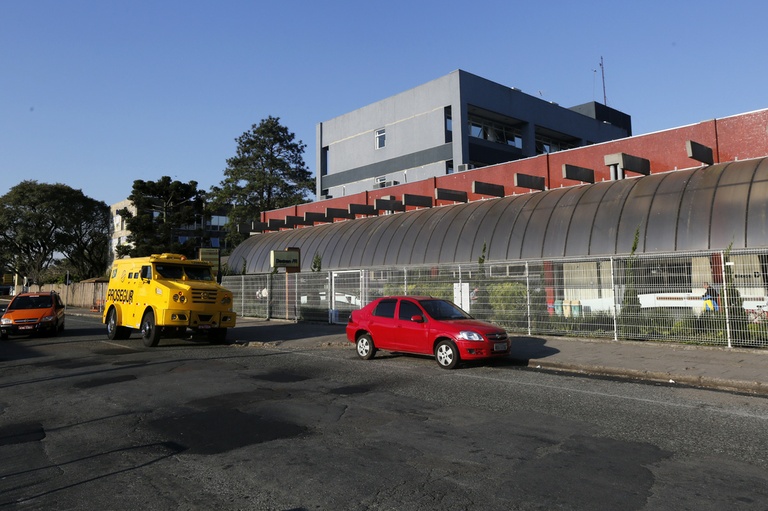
[221,296,232,305]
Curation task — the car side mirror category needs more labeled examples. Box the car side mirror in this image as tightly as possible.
[411,315,425,323]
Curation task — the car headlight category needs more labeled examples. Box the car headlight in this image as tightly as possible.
[41,315,55,322]
[458,331,484,341]
[1,317,11,325]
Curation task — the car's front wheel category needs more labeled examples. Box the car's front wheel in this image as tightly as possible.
[435,339,459,369]
[356,333,376,360]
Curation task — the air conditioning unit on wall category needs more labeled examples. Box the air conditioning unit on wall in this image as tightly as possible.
[457,163,474,172]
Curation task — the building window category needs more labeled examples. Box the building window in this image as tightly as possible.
[375,128,386,149]
[445,107,453,143]
[466,115,522,149]
[535,135,576,155]
[321,146,329,176]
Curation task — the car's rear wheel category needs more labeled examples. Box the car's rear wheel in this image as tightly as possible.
[356,333,376,360]
[141,310,161,347]
[435,339,459,369]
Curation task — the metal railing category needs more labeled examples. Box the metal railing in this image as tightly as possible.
[222,248,768,348]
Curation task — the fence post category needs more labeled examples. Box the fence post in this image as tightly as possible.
[526,261,532,335]
[611,257,618,341]
[721,250,732,348]
[292,272,297,321]
[404,267,408,295]
[240,275,245,317]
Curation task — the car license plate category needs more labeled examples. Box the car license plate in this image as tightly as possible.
[494,342,507,352]
[198,324,211,329]
[20,325,33,330]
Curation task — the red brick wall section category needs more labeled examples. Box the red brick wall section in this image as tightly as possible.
[262,205,297,223]
[716,109,768,163]
[546,120,719,188]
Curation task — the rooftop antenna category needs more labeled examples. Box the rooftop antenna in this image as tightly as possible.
[599,56,607,105]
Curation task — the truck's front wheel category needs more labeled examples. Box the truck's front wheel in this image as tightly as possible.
[141,310,161,347]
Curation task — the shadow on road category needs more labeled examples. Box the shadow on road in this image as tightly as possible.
[509,336,560,361]
[233,320,347,343]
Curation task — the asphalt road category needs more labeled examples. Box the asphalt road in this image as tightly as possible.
[1,315,768,510]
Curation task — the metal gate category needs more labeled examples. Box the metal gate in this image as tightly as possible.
[330,270,362,324]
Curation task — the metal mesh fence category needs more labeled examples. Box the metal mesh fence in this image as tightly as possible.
[221,248,768,348]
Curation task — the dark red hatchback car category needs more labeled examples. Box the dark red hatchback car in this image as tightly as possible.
[346,296,510,369]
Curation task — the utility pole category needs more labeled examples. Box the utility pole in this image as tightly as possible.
[600,56,607,106]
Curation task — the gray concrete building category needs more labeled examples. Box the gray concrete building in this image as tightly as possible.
[316,69,631,198]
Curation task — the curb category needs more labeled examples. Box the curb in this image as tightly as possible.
[524,359,768,396]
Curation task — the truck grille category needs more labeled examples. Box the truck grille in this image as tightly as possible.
[191,289,218,304]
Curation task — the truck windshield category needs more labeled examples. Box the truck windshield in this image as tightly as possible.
[154,264,213,281]
[183,265,214,281]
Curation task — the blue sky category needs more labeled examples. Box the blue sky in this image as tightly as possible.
[2,0,766,206]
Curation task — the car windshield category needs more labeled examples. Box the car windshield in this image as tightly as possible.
[9,295,52,310]
[418,299,471,320]
[154,264,213,281]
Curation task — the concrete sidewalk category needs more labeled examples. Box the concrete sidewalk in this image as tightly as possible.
[70,308,768,396]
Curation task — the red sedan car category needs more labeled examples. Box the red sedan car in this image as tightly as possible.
[346,296,510,369]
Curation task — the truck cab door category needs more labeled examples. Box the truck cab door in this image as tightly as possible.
[132,265,154,325]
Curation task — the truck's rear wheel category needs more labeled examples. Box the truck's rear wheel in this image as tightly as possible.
[141,310,161,347]
[106,308,130,340]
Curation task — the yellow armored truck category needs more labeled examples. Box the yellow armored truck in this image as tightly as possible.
[103,253,236,346]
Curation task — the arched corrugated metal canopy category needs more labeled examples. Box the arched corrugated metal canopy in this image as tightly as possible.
[228,158,768,273]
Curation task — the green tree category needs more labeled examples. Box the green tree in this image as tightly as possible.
[618,226,643,338]
[59,195,111,279]
[117,177,206,259]
[311,252,322,272]
[210,116,314,248]
[0,181,110,283]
